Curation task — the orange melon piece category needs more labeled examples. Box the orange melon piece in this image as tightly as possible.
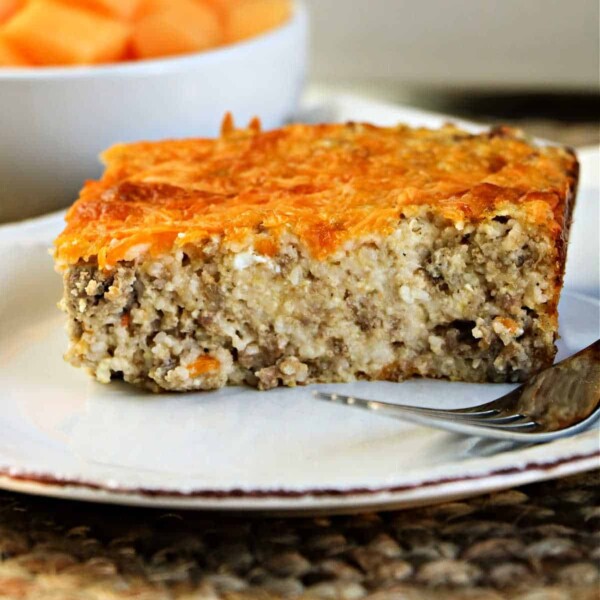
[0,35,29,66]
[3,1,131,65]
[203,0,233,26]
[62,0,144,20]
[204,0,233,9]
[204,0,234,14]
[132,0,222,59]
[137,0,221,19]
[135,0,168,17]
[0,0,23,24]
[225,0,291,43]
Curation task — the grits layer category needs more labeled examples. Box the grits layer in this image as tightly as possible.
[62,211,561,391]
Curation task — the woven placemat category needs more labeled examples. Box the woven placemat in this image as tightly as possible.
[0,470,598,599]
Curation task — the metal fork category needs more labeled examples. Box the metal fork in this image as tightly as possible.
[313,340,600,442]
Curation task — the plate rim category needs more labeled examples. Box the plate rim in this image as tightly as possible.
[1,451,598,513]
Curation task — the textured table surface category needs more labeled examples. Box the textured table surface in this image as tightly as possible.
[1,117,599,600]
[0,471,599,599]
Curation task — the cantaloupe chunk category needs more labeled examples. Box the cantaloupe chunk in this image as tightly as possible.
[204,0,234,15]
[137,0,221,18]
[0,35,29,66]
[132,0,222,59]
[3,1,131,65]
[62,0,144,20]
[135,0,167,17]
[225,0,291,43]
[0,0,23,24]
[203,0,233,26]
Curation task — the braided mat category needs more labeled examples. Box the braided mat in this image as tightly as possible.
[0,471,598,599]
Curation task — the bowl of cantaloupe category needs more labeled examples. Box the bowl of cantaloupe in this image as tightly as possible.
[0,0,307,222]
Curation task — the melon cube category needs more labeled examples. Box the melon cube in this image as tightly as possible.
[135,0,167,17]
[0,0,23,25]
[137,0,224,17]
[137,0,215,19]
[3,1,131,65]
[204,0,234,14]
[0,35,29,66]
[225,0,291,42]
[132,0,222,59]
[62,0,144,20]
[203,0,234,26]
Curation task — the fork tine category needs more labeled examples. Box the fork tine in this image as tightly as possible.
[314,392,503,419]
[440,392,521,414]
[469,413,531,425]
[313,392,541,431]
[442,413,534,425]
[473,419,539,430]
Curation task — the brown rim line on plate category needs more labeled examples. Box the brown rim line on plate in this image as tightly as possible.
[1,451,597,511]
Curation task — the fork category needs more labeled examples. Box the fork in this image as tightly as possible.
[313,340,600,442]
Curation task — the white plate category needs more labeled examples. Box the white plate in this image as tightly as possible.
[0,92,599,514]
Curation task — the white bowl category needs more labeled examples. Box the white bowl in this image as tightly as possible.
[0,2,308,223]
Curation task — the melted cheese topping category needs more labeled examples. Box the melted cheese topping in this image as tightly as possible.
[54,121,577,269]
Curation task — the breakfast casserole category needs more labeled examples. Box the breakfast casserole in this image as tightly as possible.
[54,117,578,391]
